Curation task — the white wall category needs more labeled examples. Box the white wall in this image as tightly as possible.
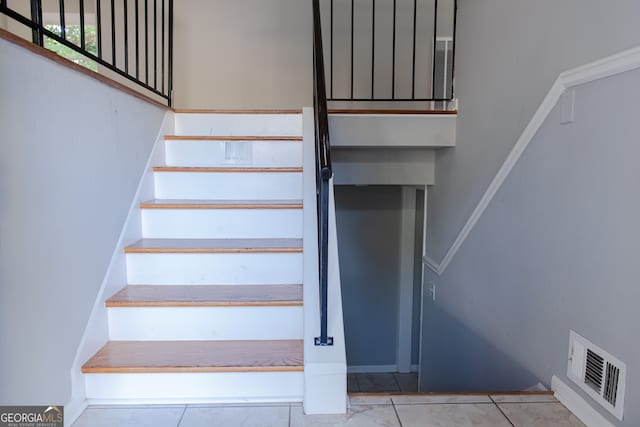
[2,0,31,40]
[173,0,312,109]
[426,0,640,262]
[332,149,435,186]
[0,38,165,405]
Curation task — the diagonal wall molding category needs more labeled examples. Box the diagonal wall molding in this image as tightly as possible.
[424,46,640,276]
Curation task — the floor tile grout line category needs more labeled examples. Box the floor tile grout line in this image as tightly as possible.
[392,401,498,406]
[489,396,516,427]
[391,401,404,427]
[175,405,187,427]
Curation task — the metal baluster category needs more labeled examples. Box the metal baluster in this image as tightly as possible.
[59,0,66,39]
[330,0,333,99]
[162,0,165,93]
[411,0,417,99]
[96,0,102,57]
[79,0,85,49]
[168,0,173,104]
[431,0,438,99]
[135,0,140,78]
[124,0,129,73]
[30,0,43,45]
[371,0,375,99]
[350,0,354,99]
[392,0,396,99]
[450,0,457,100]
[144,0,149,84]
[153,0,157,89]
[110,0,116,66]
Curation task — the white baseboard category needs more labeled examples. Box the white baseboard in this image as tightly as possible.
[64,399,87,427]
[86,397,303,406]
[347,364,419,374]
[524,382,549,392]
[551,376,615,427]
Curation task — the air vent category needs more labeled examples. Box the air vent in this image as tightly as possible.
[567,330,626,420]
[224,141,251,164]
[604,362,620,406]
[584,349,604,393]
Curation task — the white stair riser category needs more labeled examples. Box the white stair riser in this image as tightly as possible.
[141,209,303,239]
[126,253,303,285]
[175,114,302,137]
[108,306,303,340]
[85,372,303,402]
[154,172,303,200]
[165,140,302,167]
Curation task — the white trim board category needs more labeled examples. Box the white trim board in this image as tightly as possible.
[425,46,640,275]
[397,187,417,373]
[551,376,615,427]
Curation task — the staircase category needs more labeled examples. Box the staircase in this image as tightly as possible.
[81,111,308,403]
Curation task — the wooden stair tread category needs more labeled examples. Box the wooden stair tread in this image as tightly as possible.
[140,199,303,209]
[81,340,304,373]
[107,285,303,307]
[125,238,303,253]
[164,135,302,141]
[153,166,303,173]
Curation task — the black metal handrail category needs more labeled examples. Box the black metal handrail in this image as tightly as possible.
[0,0,173,106]
[312,0,333,347]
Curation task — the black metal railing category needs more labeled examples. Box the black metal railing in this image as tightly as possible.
[313,0,334,347]
[321,0,457,102]
[0,0,173,106]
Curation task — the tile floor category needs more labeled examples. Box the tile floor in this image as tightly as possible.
[72,393,586,427]
[347,373,418,393]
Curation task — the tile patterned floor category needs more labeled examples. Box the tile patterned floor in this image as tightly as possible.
[72,394,586,427]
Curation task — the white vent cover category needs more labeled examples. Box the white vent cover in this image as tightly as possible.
[567,330,626,420]
[224,141,252,164]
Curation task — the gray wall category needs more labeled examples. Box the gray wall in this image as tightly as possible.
[336,186,402,367]
[336,186,421,368]
[426,0,640,262]
[421,67,640,426]
[0,38,165,404]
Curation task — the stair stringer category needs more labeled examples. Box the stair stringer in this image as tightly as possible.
[301,107,348,414]
[65,111,174,427]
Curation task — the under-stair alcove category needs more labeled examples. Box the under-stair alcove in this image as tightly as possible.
[328,109,456,393]
[335,185,426,393]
